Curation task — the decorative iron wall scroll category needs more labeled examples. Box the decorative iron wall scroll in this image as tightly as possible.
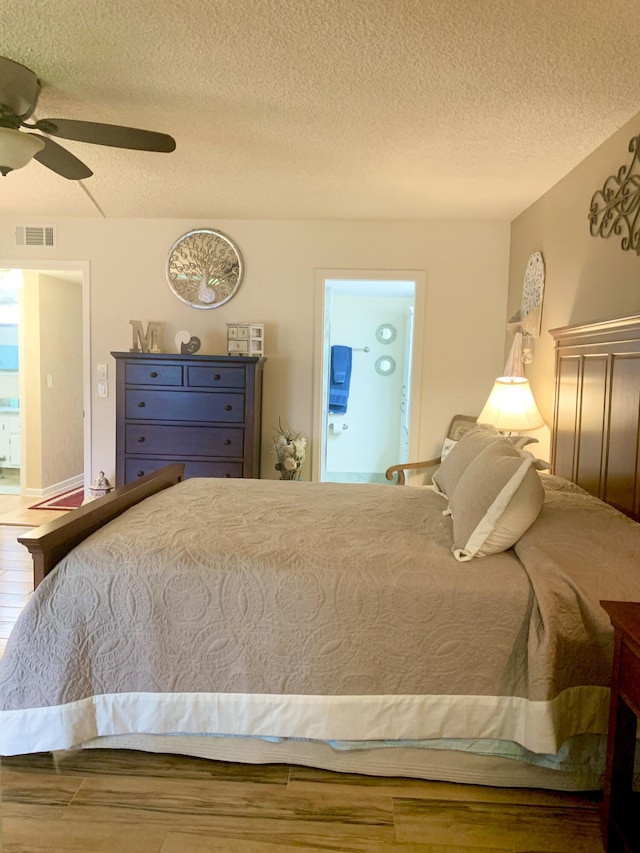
[588,134,640,255]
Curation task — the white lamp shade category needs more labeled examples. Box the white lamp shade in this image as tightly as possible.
[477,376,544,432]
[0,127,45,175]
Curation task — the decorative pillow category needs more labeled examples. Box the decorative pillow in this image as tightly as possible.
[506,435,539,449]
[448,441,544,561]
[440,432,538,463]
[506,435,550,470]
[432,424,502,499]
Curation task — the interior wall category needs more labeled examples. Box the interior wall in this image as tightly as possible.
[508,109,640,460]
[20,273,84,490]
[37,274,84,487]
[21,272,42,489]
[0,218,511,480]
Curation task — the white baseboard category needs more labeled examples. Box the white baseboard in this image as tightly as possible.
[24,473,84,500]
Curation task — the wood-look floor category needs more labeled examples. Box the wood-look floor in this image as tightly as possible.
[0,492,69,528]
[0,515,606,852]
[0,496,68,657]
[1,749,605,853]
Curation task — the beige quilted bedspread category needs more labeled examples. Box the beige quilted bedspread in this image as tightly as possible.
[1,476,639,713]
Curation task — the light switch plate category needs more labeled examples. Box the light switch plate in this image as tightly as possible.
[98,381,109,398]
[97,363,108,380]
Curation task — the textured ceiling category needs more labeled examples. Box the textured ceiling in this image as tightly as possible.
[1,0,640,221]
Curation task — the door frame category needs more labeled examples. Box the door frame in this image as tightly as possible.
[312,268,425,482]
[1,258,91,494]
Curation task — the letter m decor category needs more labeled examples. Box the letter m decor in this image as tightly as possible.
[129,320,163,353]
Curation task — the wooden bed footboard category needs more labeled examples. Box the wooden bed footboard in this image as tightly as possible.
[19,464,185,589]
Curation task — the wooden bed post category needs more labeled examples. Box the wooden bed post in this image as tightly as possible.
[19,464,185,588]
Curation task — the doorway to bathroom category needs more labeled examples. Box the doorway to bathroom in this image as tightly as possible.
[313,271,425,484]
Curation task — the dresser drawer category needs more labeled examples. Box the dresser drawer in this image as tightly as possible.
[125,424,244,457]
[125,390,245,423]
[125,363,183,386]
[125,457,243,480]
[188,365,245,388]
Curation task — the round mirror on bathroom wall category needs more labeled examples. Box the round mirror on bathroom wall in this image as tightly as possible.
[375,355,396,376]
[375,323,396,344]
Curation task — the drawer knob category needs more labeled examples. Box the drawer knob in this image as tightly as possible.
[225,405,232,411]
[213,373,221,380]
[150,371,158,378]
[138,401,146,408]
[137,470,145,477]
[137,436,146,443]
[223,439,231,445]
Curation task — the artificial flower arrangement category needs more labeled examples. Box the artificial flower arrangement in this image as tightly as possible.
[273,419,307,480]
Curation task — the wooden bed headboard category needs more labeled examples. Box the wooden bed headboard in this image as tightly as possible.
[550,314,640,523]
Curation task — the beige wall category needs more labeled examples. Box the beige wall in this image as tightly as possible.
[21,273,83,490]
[21,272,42,489]
[37,274,84,486]
[1,219,511,480]
[509,111,640,458]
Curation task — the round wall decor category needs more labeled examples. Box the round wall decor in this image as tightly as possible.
[375,355,396,376]
[375,323,396,344]
[521,251,545,335]
[167,229,244,309]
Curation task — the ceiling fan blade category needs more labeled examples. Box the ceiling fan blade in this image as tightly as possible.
[0,55,40,119]
[31,135,93,180]
[37,118,176,152]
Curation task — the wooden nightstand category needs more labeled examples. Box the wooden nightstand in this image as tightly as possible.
[600,600,640,853]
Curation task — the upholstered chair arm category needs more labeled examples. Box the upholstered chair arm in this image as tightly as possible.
[385,457,441,486]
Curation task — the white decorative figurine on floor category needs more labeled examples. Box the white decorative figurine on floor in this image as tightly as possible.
[89,471,113,501]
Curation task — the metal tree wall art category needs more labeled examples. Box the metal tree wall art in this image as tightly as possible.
[167,229,244,309]
[588,134,640,255]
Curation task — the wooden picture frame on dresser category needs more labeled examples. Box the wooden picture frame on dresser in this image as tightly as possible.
[112,351,265,486]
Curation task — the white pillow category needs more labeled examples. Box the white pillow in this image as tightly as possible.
[440,436,458,461]
[432,424,502,499]
[443,433,537,459]
[448,441,544,561]
[438,430,544,476]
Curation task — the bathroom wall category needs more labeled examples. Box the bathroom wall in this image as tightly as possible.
[326,293,413,482]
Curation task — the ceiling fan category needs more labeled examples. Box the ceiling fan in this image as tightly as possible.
[0,55,176,179]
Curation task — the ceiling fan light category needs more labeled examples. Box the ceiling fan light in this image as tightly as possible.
[0,128,45,176]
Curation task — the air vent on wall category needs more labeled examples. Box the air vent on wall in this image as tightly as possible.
[14,225,57,248]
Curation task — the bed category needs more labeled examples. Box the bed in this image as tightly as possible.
[1,314,639,792]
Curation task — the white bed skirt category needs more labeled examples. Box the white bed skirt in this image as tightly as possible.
[76,733,604,792]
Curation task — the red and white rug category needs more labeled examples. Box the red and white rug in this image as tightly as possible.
[29,487,84,511]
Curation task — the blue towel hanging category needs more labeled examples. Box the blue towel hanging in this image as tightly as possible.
[329,345,352,414]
